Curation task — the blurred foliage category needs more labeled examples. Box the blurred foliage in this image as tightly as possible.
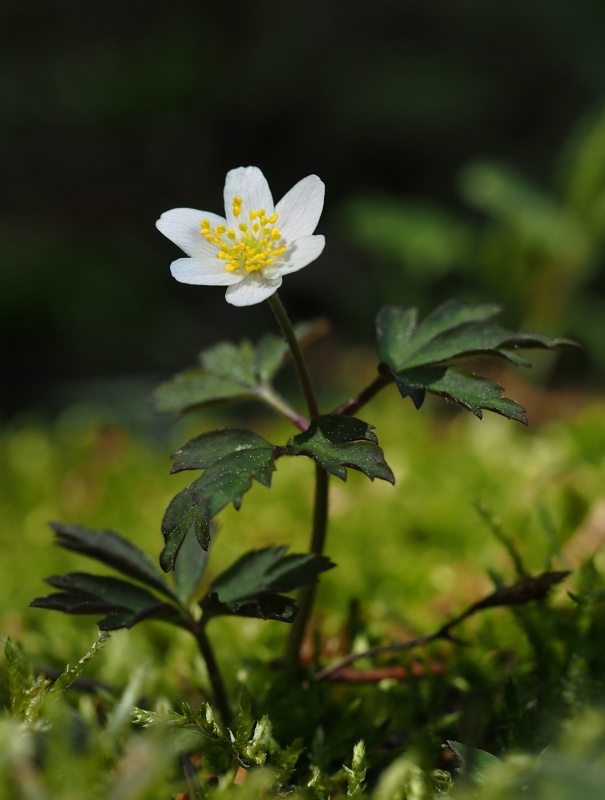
[3,392,605,794]
[3,0,605,414]
[344,107,605,374]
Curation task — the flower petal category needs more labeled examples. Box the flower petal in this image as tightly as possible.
[170,257,243,286]
[275,175,325,241]
[223,167,274,226]
[278,235,325,275]
[225,272,283,306]
[157,208,226,258]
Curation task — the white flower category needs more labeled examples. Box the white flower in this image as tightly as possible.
[156,166,325,307]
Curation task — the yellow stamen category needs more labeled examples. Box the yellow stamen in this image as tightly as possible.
[198,200,285,274]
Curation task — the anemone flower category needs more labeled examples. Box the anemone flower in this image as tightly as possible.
[157,166,325,306]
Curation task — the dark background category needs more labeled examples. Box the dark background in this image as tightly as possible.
[2,0,605,418]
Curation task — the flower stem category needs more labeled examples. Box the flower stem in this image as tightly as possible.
[267,293,319,419]
[189,620,232,727]
[265,292,329,671]
[285,464,329,671]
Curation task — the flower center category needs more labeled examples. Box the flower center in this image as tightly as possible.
[200,196,287,273]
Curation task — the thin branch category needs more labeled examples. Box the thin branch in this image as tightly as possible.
[314,569,570,681]
[253,384,310,431]
[332,373,392,417]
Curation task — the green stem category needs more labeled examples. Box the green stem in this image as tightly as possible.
[267,293,319,419]
[265,292,329,671]
[331,373,392,417]
[254,384,310,431]
[285,464,329,671]
[189,621,232,727]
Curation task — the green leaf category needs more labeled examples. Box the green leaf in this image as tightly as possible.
[173,522,215,604]
[161,432,276,572]
[200,546,335,623]
[49,522,177,601]
[201,592,298,623]
[376,300,577,422]
[447,740,502,784]
[30,573,182,630]
[153,369,249,414]
[287,415,395,483]
[153,322,323,416]
[394,366,527,422]
[201,340,258,386]
[4,638,28,716]
[170,428,274,473]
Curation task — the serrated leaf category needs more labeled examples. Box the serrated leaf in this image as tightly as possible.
[287,415,395,483]
[199,546,335,622]
[255,332,292,384]
[30,572,183,630]
[153,322,325,416]
[153,370,249,414]
[208,546,336,602]
[161,441,276,572]
[201,592,298,623]
[394,366,527,422]
[49,523,177,601]
[170,428,274,473]
[43,572,166,610]
[201,340,258,386]
[173,523,215,604]
[376,300,577,422]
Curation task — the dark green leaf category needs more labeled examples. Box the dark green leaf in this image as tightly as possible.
[200,546,335,622]
[208,546,336,603]
[170,428,274,473]
[161,445,276,572]
[30,573,182,631]
[200,592,298,623]
[376,302,500,369]
[173,523,216,603]
[376,300,577,422]
[287,415,395,483]
[96,604,182,631]
[393,366,527,422]
[160,482,210,572]
[44,572,165,609]
[31,591,116,615]
[49,523,176,601]
[447,741,502,784]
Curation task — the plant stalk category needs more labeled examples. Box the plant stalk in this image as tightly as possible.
[254,384,310,430]
[267,293,319,419]
[266,292,330,671]
[332,373,392,417]
[285,464,330,670]
[190,621,232,727]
